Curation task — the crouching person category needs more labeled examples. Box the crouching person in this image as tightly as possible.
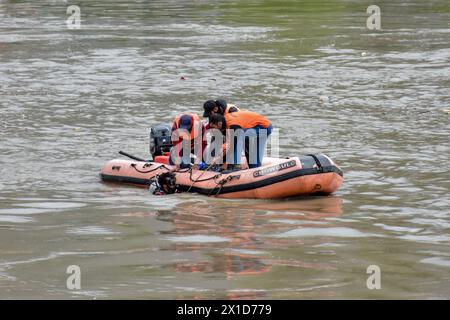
[170,113,207,170]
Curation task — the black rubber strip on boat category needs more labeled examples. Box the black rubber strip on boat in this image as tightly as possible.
[307,154,323,172]
[100,165,343,195]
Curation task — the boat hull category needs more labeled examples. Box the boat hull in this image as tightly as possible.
[100,154,343,199]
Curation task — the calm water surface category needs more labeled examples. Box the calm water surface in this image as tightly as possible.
[0,0,449,299]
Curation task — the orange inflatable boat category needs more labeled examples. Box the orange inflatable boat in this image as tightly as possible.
[100,154,343,199]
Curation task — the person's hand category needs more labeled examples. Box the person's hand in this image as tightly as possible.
[172,164,180,172]
[221,163,228,170]
[192,164,199,170]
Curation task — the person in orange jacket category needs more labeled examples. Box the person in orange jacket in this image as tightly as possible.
[170,113,207,169]
[208,110,273,170]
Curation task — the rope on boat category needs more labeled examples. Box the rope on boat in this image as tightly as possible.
[186,166,223,193]
[130,163,171,174]
[130,161,239,195]
[209,174,241,196]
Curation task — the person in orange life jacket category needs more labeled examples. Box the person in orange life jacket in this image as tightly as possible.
[170,113,207,170]
[208,111,273,170]
[203,100,240,163]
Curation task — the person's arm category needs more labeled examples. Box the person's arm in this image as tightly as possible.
[192,123,208,169]
[201,122,208,156]
[209,132,227,167]
[220,125,241,168]
[171,122,180,144]
[170,122,182,171]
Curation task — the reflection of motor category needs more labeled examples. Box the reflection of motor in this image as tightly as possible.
[150,124,173,157]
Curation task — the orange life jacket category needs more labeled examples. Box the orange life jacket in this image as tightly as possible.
[224,110,271,129]
[173,113,201,140]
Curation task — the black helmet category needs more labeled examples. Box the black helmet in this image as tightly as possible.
[158,172,177,194]
[215,99,227,108]
[203,100,217,118]
[215,99,227,114]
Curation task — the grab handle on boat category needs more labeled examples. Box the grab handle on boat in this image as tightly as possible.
[307,154,324,173]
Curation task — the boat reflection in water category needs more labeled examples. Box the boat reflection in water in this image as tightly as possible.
[157,196,343,298]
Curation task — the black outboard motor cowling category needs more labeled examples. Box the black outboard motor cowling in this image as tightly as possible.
[150,124,173,157]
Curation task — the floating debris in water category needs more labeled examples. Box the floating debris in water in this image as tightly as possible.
[441,108,450,114]
[361,51,367,57]
[180,76,187,80]
[319,95,329,104]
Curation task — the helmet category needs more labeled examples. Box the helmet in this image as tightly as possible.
[215,99,227,112]
[203,100,217,117]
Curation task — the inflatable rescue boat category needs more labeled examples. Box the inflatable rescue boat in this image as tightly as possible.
[100,123,343,199]
[100,154,343,199]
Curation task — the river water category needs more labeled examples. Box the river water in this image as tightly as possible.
[0,0,449,299]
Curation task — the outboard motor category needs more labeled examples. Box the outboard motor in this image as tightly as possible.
[150,124,173,158]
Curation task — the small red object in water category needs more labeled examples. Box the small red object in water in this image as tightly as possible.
[180,76,187,80]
